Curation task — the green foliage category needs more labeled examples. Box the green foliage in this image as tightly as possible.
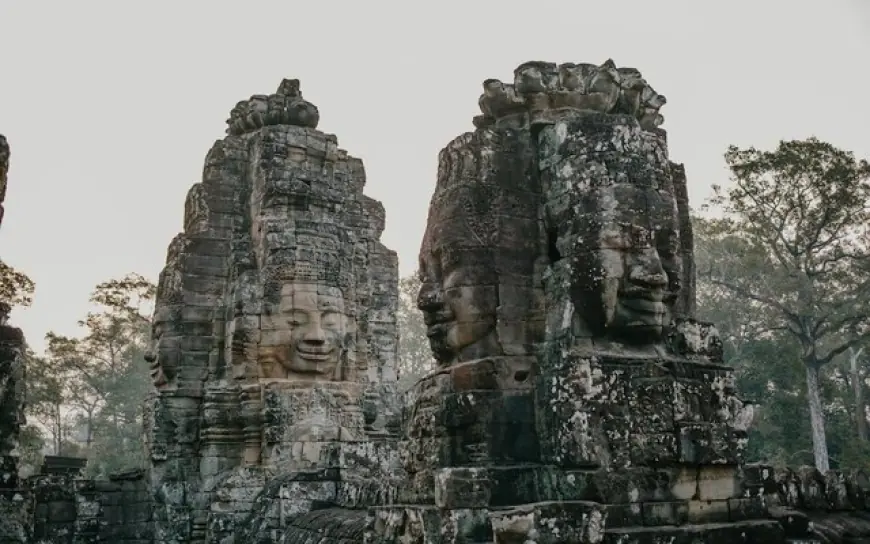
[699,138,870,471]
[26,273,154,478]
[0,259,34,308]
[704,138,870,364]
[396,273,433,391]
[23,349,71,456]
[17,424,45,477]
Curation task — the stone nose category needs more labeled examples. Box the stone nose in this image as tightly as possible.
[416,282,444,312]
[629,248,667,288]
[302,321,327,345]
[144,343,157,363]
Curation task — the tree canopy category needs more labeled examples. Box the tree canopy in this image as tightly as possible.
[698,137,870,471]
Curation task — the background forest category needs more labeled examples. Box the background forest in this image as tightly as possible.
[3,137,869,478]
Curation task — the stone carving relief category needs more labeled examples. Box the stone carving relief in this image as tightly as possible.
[560,184,682,345]
[370,60,778,543]
[144,235,186,388]
[226,78,320,136]
[474,59,667,131]
[536,109,688,348]
[257,282,351,381]
[416,130,544,367]
[146,80,401,543]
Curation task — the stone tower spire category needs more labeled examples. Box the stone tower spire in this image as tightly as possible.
[144,80,401,543]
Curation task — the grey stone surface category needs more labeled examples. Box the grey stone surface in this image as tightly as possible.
[367,60,794,544]
[0,134,8,229]
[143,79,402,543]
[28,470,154,543]
[0,135,29,544]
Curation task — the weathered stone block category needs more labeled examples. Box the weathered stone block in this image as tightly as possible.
[434,467,490,509]
[603,520,785,543]
[677,422,741,465]
[604,503,645,529]
[728,496,767,522]
[489,501,606,544]
[687,499,730,524]
[643,500,689,527]
[697,466,740,501]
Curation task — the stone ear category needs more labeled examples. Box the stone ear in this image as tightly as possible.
[336,343,351,381]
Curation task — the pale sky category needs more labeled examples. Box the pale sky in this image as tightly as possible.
[2,0,868,352]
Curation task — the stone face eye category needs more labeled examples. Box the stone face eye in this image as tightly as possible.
[287,310,309,327]
[321,312,342,330]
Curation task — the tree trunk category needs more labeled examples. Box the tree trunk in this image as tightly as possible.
[805,363,830,472]
[850,347,867,442]
[85,411,93,448]
[53,404,61,455]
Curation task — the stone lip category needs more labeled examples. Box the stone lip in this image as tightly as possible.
[474,59,666,131]
[225,78,320,135]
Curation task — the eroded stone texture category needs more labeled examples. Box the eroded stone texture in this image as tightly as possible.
[0,135,29,544]
[0,319,28,544]
[473,60,666,132]
[0,308,24,472]
[0,134,8,229]
[29,469,154,543]
[367,61,776,543]
[144,79,401,543]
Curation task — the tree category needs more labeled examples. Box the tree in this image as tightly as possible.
[696,216,870,470]
[396,273,433,392]
[847,346,867,443]
[38,273,154,477]
[700,138,870,471]
[24,349,72,456]
[0,259,34,310]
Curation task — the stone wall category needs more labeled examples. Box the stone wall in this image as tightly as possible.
[740,464,870,543]
[29,470,153,543]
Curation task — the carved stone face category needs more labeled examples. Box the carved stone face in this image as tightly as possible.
[417,248,497,366]
[574,186,682,343]
[144,309,179,387]
[274,282,346,377]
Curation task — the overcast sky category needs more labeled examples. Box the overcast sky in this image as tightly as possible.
[2,0,868,352]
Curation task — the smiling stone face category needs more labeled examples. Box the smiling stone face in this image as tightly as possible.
[537,113,687,347]
[143,307,180,387]
[573,185,682,343]
[258,282,349,380]
[416,246,498,366]
[415,129,543,367]
[278,283,345,377]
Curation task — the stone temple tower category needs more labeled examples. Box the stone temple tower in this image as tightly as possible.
[144,80,402,543]
[367,61,783,543]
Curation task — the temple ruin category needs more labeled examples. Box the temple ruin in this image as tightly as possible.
[3,64,870,543]
[144,79,402,542]
[366,61,870,543]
